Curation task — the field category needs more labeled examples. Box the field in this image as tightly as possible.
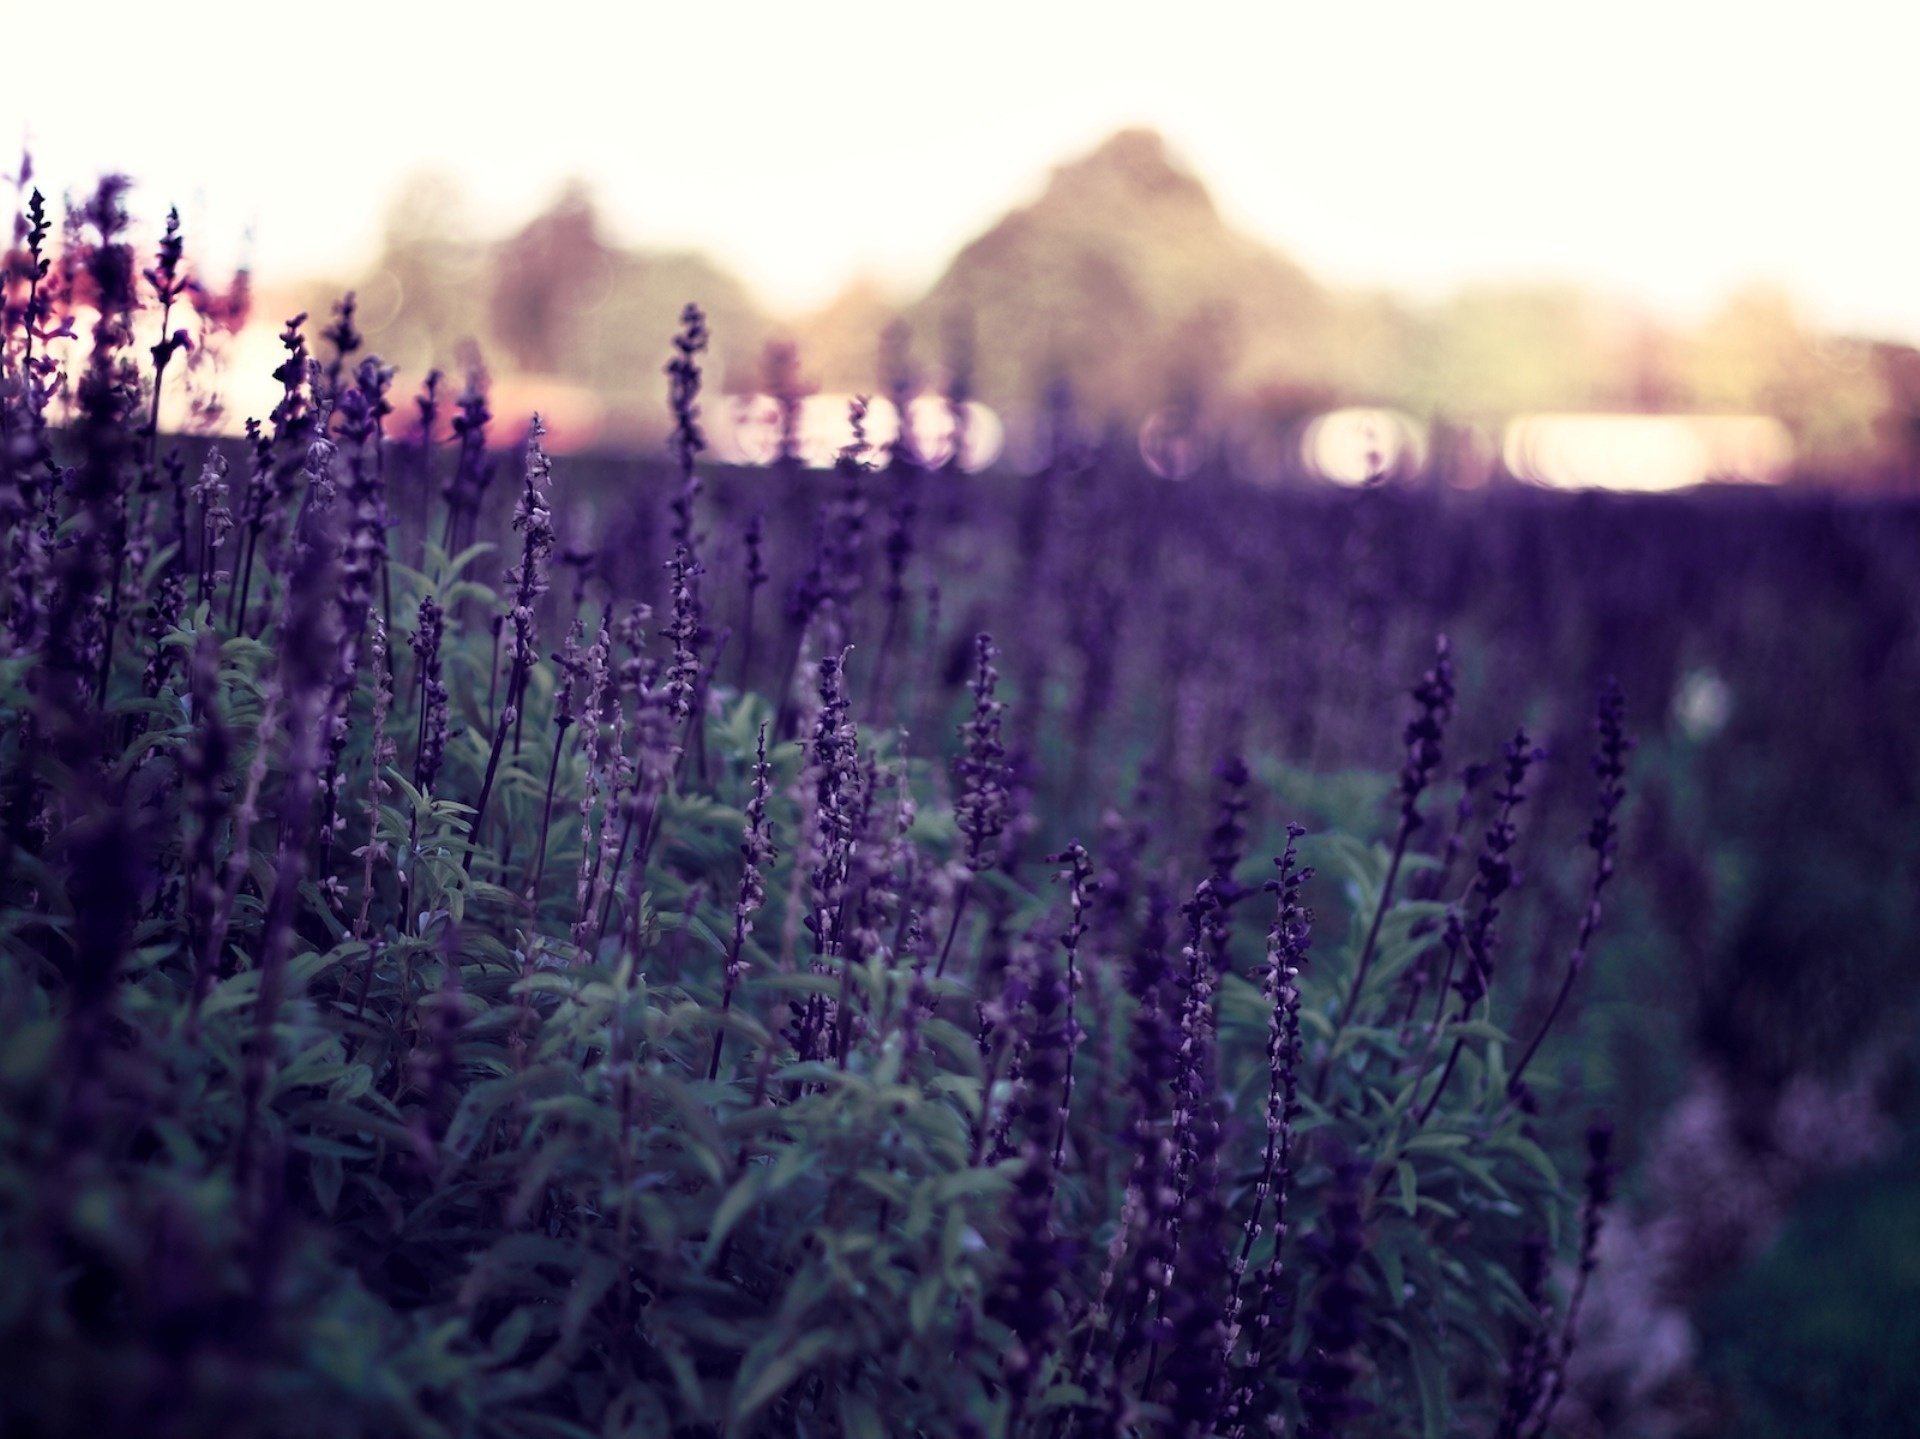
[3,184,1918,1438]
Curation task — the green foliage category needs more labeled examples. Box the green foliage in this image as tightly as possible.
[0,583,1604,1436]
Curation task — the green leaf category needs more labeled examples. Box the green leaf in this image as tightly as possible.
[1312,831,1384,903]
[443,1075,527,1161]
[0,1019,58,1082]
[442,541,499,582]
[1494,1133,1563,1191]
[1375,1230,1408,1308]
[909,1273,947,1337]
[1445,1019,1512,1045]
[855,1168,909,1206]
[729,1327,840,1426]
[931,1167,1013,1206]
[483,1307,536,1369]
[701,1169,766,1268]
[641,1071,730,1182]
[758,973,844,1000]
[310,1150,344,1215]
[921,1019,984,1078]
[1409,1323,1451,1439]
[328,1063,374,1104]
[1395,1160,1419,1217]
[840,1389,887,1439]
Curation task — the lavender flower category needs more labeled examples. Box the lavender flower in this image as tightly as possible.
[47,178,139,722]
[1516,1117,1616,1439]
[1160,889,1233,1438]
[860,324,923,721]
[663,544,704,724]
[790,648,859,1063]
[1496,1233,1553,1439]
[992,948,1071,1423]
[1330,636,1455,1040]
[442,362,493,553]
[409,595,448,795]
[507,417,556,670]
[570,617,617,945]
[1452,728,1544,1016]
[138,207,190,479]
[710,722,776,1081]
[933,634,1007,982]
[409,367,442,556]
[352,618,396,940]
[1169,881,1224,1262]
[1416,727,1544,1125]
[822,399,873,622]
[954,633,1009,874]
[1049,840,1094,1168]
[1101,891,1183,1390]
[611,649,680,948]
[1204,754,1252,911]
[464,415,556,865]
[1399,636,1455,829]
[1230,826,1314,1357]
[737,509,768,688]
[1161,1083,1229,1439]
[528,620,586,906]
[666,302,708,553]
[140,568,185,699]
[1511,679,1632,1096]
[321,290,362,392]
[190,448,233,606]
[313,364,395,884]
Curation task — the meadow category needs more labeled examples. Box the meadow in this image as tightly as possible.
[2,179,1916,1438]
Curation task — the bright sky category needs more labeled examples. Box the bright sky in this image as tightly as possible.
[10,0,1920,341]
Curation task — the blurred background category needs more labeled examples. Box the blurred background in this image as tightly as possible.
[11,1,1920,487]
[11,2,1920,1434]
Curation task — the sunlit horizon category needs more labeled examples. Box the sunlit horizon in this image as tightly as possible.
[10,0,1920,343]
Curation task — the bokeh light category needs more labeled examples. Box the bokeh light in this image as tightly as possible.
[1503,414,1793,490]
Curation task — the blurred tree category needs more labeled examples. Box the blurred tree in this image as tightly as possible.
[350,176,771,438]
[336,132,1906,478]
[362,169,491,375]
[788,278,904,395]
[1871,341,1920,491]
[490,180,613,374]
[1397,285,1617,417]
[912,129,1336,422]
[1680,287,1892,476]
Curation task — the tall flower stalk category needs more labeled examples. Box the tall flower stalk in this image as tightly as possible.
[1228,826,1313,1365]
[936,634,1008,979]
[1326,637,1453,1061]
[464,416,555,869]
[1414,727,1542,1127]
[710,723,775,1081]
[1509,680,1631,1096]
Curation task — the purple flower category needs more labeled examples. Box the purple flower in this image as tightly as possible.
[666,302,708,551]
[1452,728,1544,1015]
[954,634,1009,874]
[992,948,1071,1419]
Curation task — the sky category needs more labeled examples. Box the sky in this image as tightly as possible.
[9,0,1920,341]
